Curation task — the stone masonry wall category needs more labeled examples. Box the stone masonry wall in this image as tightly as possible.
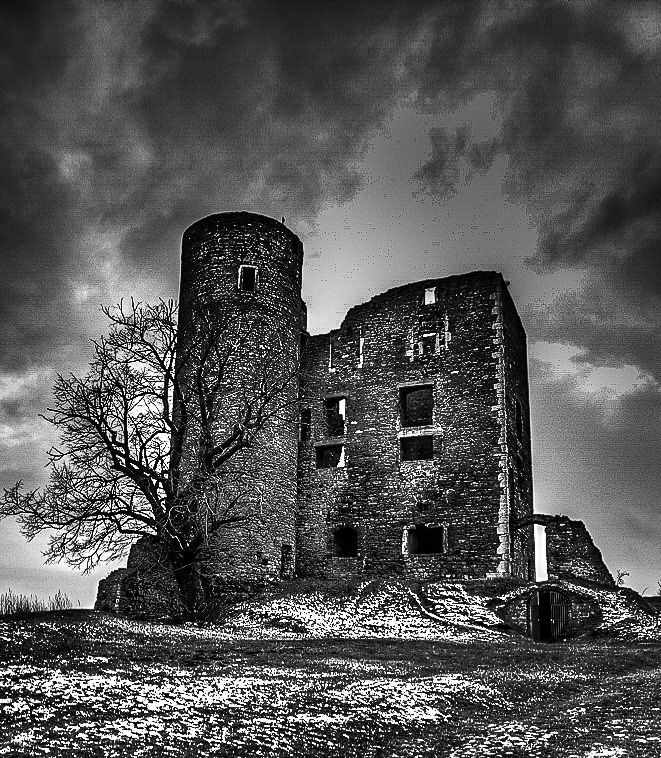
[297,271,534,581]
[178,213,304,585]
[544,516,615,586]
[497,280,534,579]
[94,538,187,620]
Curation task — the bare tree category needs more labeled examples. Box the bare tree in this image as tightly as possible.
[1,300,297,618]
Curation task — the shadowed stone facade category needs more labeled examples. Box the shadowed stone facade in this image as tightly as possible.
[96,211,614,619]
[296,271,534,582]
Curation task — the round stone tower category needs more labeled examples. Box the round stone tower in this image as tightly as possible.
[178,212,305,585]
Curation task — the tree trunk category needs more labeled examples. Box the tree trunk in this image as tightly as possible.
[169,548,209,621]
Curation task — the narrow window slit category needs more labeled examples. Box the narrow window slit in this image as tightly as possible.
[325,397,345,437]
[238,265,258,292]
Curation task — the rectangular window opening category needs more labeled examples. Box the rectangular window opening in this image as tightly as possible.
[424,287,436,305]
[238,265,258,292]
[316,444,345,469]
[404,524,446,554]
[420,333,437,356]
[400,385,434,427]
[400,435,434,461]
[358,328,364,368]
[325,397,346,437]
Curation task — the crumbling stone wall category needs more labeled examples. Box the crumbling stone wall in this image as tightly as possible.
[94,538,187,620]
[515,514,615,586]
[297,271,534,582]
[544,516,615,586]
[96,212,617,619]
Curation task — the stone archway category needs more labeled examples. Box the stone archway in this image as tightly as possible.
[528,588,571,642]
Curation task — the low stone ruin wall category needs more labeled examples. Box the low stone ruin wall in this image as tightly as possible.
[94,538,187,620]
[543,516,614,586]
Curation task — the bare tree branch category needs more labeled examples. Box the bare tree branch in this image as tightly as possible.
[1,299,299,617]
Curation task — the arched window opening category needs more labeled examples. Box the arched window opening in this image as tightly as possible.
[334,527,358,557]
[407,525,446,555]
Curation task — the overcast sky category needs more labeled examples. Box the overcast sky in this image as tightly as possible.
[1,0,660,604]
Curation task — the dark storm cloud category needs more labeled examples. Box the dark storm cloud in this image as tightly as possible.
[413,127,499,197]
[414,1,661,377]
[3,1,659,384]
[0,0,459,494]
[118,0,441,264]
[0,2,82,370]
[0,0,447,377]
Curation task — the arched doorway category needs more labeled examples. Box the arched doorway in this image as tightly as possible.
[528,588,570,642]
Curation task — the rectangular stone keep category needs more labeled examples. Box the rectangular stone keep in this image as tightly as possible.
[296,271,534,582]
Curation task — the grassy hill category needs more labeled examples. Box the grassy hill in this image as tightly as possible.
[1,579,660,757]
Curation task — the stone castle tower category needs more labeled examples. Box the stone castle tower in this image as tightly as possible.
[96,211,614,618]
[178,212,305,584]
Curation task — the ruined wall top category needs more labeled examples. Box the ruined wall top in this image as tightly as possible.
[336,270,523,334]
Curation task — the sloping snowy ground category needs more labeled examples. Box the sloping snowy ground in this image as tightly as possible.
[2,610,661,757]
[214,579,510,642]
[1,581,660,757]
[215,578,661,643]
[562,582,661,642]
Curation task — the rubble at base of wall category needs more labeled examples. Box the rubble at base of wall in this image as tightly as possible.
[94,565,187,621]
[94,538,187,620]
[94,537,280,621]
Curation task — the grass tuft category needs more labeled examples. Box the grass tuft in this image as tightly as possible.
[0,588,73,616]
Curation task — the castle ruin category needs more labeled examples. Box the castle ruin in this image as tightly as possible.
[96,212,614,633]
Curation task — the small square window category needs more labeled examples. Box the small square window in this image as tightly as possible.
[238,265,258,292]
[401,436,434,461]
[400,385,433,427]
[316,444,345,468]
